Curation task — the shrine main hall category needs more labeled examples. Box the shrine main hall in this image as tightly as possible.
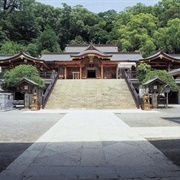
[40,44,142,79]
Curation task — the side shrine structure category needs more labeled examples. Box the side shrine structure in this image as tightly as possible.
[0,44,180,107]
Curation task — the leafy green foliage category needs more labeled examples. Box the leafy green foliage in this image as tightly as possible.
[0,0,180,56]
[136,63,151,83]
[3,64,45,90]
[1,41,26,54]
[37,26,61,53]
[137,63,179,91]
[143,70,179,91]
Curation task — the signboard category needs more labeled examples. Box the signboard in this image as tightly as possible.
[139,85,147,98]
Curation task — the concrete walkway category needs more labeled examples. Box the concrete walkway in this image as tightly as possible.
[1,110,180,179]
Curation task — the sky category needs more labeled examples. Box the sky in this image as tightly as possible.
[36,0,160,13]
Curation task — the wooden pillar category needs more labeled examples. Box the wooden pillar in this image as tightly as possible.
[101,64,103,79]
[116,66,119,79]
[58,65,60,77]
[119,68,122,79]
[64,66,67,79]
[80,65,82,79]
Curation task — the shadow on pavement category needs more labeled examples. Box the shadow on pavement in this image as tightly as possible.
[0,143,32,172]
[161,117,180,125]
[1,141,180,179]
[149,139,180,166]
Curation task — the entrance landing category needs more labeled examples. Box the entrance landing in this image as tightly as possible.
[1,110,180,179]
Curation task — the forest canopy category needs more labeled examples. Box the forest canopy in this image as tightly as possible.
[0,0,180,57]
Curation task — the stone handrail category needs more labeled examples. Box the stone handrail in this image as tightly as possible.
[42,72,58,109]
[124,71,140,108]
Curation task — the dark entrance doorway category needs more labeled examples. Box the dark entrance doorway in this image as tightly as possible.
[87,70,96,78]
[15,92,24,100]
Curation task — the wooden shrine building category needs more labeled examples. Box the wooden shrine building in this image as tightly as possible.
[0,44,180,105]
[1,45,180,81]
[40,44,142,79]
[138,50,180,71]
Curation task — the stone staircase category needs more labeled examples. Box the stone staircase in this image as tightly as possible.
[45,79,137,109]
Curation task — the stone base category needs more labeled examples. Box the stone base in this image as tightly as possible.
[30,104,40,111]
[142,103,151,110]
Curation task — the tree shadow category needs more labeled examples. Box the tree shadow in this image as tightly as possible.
[161,117,180,125]
[1,140,180,179]
[149,139,180,166]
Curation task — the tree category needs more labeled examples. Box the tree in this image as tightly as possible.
[3,64,45,91]
[109,13,158,56]
[69,35,86,45]
[37,26,61,53]
[143,70,179,91]
[0,0,40,45]
[0,0,180,54]
[153,18,180,54]
[0,0,23,12]
[126,3,153,15]
[136,63,151,83]
[0,26,9,46]
[0,41,26,54]
[165,18,180,53]
[32,2,58,32]
[153,0,180,27]
[25,43,38,57]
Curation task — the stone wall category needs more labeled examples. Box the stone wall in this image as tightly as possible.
[0,93,13,111]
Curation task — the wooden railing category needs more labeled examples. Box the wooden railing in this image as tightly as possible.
[124,71,140,108]
[40,72,55,79]
[42,73,58,109]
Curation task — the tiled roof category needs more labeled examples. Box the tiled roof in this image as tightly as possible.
[143,77,166,86]
[65,44,118,53]
[0,54,14,60]
[72,50,112,57]
[111,53,143,61]
[141,51,180,61]
[17,77,38,86]
[169,54,180,59]
[41,52,142,62]
[40,53,73,61]
[167,68,180,76]
[0,52,41,61]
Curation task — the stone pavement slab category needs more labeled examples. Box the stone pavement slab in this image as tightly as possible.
[1,110,180,180]
[133,127,180,139]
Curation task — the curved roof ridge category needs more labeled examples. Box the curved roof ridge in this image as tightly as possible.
[85,43,101,52]
[71,50,112,58]
[71,43,113,57]
[0,51,41,61]
[0,51,49,69]
[141,50,180,61]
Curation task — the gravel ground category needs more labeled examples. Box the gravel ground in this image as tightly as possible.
[116,106,180,127]
[116,105,180,167]
[0,110,65,172]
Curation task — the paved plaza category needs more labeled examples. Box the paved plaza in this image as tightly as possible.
[0,106,180,179]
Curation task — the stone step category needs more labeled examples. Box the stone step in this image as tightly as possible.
[45,79,137,109]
